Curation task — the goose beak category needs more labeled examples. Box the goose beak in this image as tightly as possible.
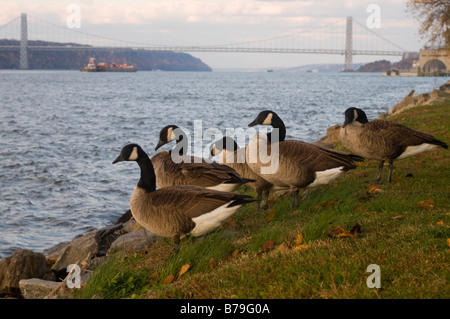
[248,118,259,127]
[155,139,165,151]
[112,155,123,164]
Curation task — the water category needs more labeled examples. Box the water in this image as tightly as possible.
[0,70,446,258]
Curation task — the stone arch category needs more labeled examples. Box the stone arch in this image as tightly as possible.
[422,59,447,73]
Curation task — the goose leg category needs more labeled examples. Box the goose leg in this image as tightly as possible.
[375,160,385,181]
[256,190,262,210]
[290,189,300,208]
[387,160,394,183]
[172,234,181,253]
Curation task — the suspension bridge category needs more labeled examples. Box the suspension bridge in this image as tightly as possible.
[0,13,411,70]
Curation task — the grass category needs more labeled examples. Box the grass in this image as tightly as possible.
[75,100,450,299]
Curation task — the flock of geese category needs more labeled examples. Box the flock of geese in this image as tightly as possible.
[112,108,447,250]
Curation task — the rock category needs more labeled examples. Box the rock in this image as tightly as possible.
[314,124,341,148]
[439,80,450,94]
[0,249,55,298]
[108,229,158,254]
[19,278,61,299]
[48,230,100,277]
[97,223,124,256]
[116,209,133,224]
[122,219,144,233]
[390,90,417,115]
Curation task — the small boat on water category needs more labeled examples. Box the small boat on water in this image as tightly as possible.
[80,58,137,72]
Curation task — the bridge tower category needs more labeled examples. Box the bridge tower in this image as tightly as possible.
[20,13,29,69]
[344,16,353,71]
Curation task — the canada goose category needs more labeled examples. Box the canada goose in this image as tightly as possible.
[340,107,448,182]
[112,144,255,249]
[247,110,364,207]
[211,136,275,210]
[152,125,253,192]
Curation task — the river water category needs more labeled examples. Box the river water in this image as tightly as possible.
[0,70,447,258]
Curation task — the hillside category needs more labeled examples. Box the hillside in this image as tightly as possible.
[357,54,419,72]
[0,40,212,71]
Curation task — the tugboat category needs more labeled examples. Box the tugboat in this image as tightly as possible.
[80,58,137,72]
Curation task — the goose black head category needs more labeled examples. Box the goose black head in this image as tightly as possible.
[248,110,276,127]
[210,136,239,157]
[155,125,180,151]
[342,107,369,128]
[113,144,142,164]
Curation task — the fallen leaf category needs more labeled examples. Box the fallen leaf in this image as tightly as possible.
[231,249,240,258]
[392,215,406,220]
[336,232,356,238]
[368,185,384,194]
[293,244,310,252]
[209,258,215,270]
[323,199,337,208]
[162,274,175,285]
[328,226,347,238]
[266,210,276,222]
[418,199,434,210]
[262,240,274,253]
[436,221,444,226]
[313,205,323,212]
[354,205,367,213]
[179,264,190,277]
[447,238,450,249]
[296,233,303,246]
[328,226,357,238]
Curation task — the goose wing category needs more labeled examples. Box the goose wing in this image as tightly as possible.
[151,185,253,218]
[366,120,447,148]
[279,140,359,171]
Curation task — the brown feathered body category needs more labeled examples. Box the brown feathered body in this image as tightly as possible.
[246,134,360,190]
[340,119,448,161]
[151,151,250,191]
[219,147,274,192]
[130,186,250,238]
[219,147,274,209]
[113,144,255,247]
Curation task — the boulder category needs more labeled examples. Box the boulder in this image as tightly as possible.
[0,249,55,298]
[314,124,341,148]
[109,229,158,254]
[122,219,144,233]
[48,230,100,277]
[19,278,61,299]
[390,89,417,115]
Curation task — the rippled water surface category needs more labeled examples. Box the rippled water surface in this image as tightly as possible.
[0,70,446,258]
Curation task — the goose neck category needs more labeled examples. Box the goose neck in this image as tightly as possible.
[268,115,286,143]
[136,152,157,192]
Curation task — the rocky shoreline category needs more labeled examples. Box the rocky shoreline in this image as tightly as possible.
[0,209,162,299]
[1,80,449,299]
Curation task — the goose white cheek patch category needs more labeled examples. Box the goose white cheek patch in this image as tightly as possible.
[129,146,138,161]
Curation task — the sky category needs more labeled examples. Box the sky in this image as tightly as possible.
[0,0,425,69]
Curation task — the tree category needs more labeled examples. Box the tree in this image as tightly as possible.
[406,0,450,49]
